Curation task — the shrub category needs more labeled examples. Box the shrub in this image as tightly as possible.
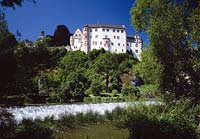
[138,84,159,99]
[0,109,16,139]
[118,101,198,139]
[121,85,140,100]
[17,119,54,139]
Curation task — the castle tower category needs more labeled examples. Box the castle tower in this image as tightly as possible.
[81,26,89,53]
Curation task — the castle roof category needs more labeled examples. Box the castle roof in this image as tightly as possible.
[83,24,126,29]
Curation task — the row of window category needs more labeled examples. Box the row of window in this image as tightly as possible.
[90,28,124,33]
[114,49,124,52]
[91,35,121,39]
[92,41,125,47]
[127,43,138,47]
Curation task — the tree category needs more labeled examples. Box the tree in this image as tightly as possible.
[134,47,163,85]
[131,0,200,103]
[0,11,8,33]
[52,25,70,46]
[58,51,87,81]
[58,51,88,99]
[34,36,52,48]
[94,52,118,92]
[61,71,89,101]
[0,0,36,9]
[0,31,18,97]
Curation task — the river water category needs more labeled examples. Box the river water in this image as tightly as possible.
[6,101,158,124]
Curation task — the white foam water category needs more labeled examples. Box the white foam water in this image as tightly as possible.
[6,101,159,124]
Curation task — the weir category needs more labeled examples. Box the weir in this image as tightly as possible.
[6,101,159,124]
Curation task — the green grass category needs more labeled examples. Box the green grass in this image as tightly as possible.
[55,123,129,139]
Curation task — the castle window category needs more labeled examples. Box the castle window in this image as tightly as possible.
[102,28,105,32]
[105,35,108,38]
[100,41,102,45]
[122,49,124,52]
[117,30,119,33]
[93,41,97,45]
[121,30,124,33]
[111,42,114,45]
[113,29,115,32]
[95,35,98,38]
[118,43,120,46]
[90,29,92,32]
[114,36,116,39]
[117,36,120,39]
[115,49,117,52]
[107,29,109,32]
[135,50,138,53]
[95,28,98,32]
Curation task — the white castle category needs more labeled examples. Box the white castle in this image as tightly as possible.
[70,24,143,60]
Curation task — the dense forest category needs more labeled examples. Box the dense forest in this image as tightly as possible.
[0,37,140,105]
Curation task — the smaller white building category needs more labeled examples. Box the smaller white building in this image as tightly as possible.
[127,35,143,60]
[70,24,143,60]
[70,28,82,51]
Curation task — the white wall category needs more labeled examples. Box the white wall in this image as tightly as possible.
[88,27,127,53]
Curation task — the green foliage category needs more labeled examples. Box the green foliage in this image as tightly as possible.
[89,79,104,96]
[0,31,18,97]
[131,0,200,103]
[0,11,8,33]
[117,101,199,139]
[0,109,16,139]
[61,70,89,101]
[134,47,163,85]
[52,25,70,46]
[34,36,52,48]
[94,52,118,92]
[121,85,140,98]
[0,0,36,9]
[138,84,160,100]
[17,119,54,139]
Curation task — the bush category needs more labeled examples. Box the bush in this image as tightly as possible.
[16,119,54,139]
[121,85,140,100]
[118,101,198,139]
[138,84,159,99]
[0,109,16,139]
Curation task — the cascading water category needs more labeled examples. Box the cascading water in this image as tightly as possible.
[6,101,159,124]
[6,102,126,124]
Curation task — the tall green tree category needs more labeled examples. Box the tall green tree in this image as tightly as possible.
[61,70,89,101]
[94,52,118,92]
[52,25,70,46]
[0,30,18,96]
[131,0,200,103]
[134,47,163,85]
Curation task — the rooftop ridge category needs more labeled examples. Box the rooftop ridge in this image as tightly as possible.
[83,24,126,29]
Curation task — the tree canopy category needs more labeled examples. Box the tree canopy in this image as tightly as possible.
[52,25,70,46]
[131,0,200,103]
[0,0,36,9]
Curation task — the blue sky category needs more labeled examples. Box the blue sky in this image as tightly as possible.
[4,0,148,44]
